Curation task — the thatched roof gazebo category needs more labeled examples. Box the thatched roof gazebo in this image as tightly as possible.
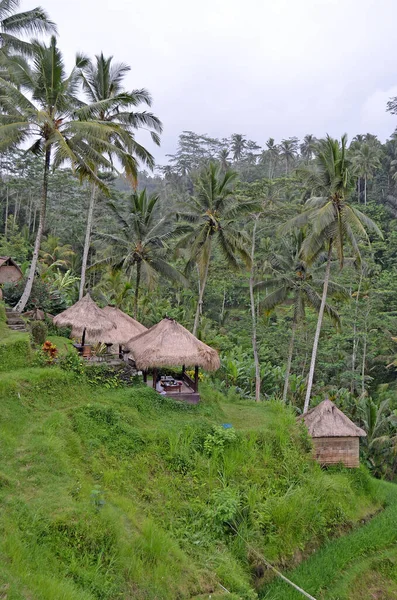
[101,306,147,345]
[53,294,116,346]
[300,399,366,468]
[125,317,220,400]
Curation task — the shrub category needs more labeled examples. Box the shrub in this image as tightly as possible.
[29,320,48,346]
[204,425,237,455]
[58,348,85,376]
[3,278,67,313]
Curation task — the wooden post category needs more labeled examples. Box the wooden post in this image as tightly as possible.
[153,368,157,389]
[143,370,147,383]
[82,327,86,346]
[118,344,122,359]
[194,365,199,392]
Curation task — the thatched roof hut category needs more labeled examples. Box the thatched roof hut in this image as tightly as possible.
[0,257,22,284]
[300,399,366,468]
[125,317,220,372]
[101,306,147,345]
[53,294,115,344]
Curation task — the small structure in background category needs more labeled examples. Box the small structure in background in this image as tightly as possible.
[125,316,220,403]
[0,257,22,299]
[53,294,116,356]
[300,399,366,468]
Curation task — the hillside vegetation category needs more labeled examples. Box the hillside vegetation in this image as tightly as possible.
[0,319,388,600]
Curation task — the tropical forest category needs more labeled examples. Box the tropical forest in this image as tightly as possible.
[1,1,397,599]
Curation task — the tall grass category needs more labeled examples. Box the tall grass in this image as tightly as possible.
[0,339,386,599]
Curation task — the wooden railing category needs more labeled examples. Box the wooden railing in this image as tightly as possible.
[182,371,196,391]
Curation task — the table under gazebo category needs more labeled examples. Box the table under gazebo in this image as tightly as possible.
[125,317,220,403]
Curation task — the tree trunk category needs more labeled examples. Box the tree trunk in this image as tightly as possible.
[361,298,370,395]
[249,217,261,402]
[351,268,363,394]
[79,183,97,299]
[364,175,367,205]
[134,261,141,320]
[357,177,361,203]
[15,146,51,313]
[303,242,333,413]
[220,286,226,325]
[283,318,297,403]
[4,186,8,239]
[192,239,212,337]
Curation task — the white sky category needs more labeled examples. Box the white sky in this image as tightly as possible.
[25,0,397,163]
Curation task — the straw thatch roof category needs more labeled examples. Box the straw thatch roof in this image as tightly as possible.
[100,306,147,344]
[125,317,220,371]
[300,399,366,438]
[53,294,116,342]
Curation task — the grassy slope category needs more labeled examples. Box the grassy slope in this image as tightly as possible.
[0,367,383,600]
[264,481,397,599]
[0,310,389,600]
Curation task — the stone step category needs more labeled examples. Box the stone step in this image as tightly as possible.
[9,324,27,330]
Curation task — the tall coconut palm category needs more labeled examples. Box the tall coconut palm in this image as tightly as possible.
[351,142,381,205]
[230,133,247,162]
[283,134,382,413]
[265,137,280,179]
[95,190,186,319]
[256,235,345,403]
[77,53,163,299]
[300,134,318,162]
[279,137,299,174]
[178,162,253,335]
[218,147,230,172]
[0,0,55,58]
[0,36,140,312]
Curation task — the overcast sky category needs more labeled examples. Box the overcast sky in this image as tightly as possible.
[25,0,397,164]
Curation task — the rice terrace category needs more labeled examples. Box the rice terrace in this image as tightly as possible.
[0,0,397,598]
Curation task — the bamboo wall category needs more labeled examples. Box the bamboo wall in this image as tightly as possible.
[312,436,360,468]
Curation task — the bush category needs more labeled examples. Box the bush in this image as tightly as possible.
[29,320,48,346]
[3,278,67,313]
[58,348,85,377]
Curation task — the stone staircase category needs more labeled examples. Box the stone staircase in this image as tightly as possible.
[5,308,27,333]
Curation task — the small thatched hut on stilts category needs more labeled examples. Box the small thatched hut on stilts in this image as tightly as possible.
[300,399,366,468]
[125,317,220,403]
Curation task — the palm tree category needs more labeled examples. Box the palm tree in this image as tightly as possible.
[40,234,75,271]
[0,0,55,57]
[218,147,230,172]
[300,134,318,162]
[178,162,252,335]
[279,137,299,174]
[351,142,381,205]
[283,135,382,413]
[265,137,280,179]
[256,235,344,403]
[0,36,139,312]
[96,190,186,319]
[230,133,247,162]
[359,396,397,477]
[94,266,134,311]
[77,53,163,300]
